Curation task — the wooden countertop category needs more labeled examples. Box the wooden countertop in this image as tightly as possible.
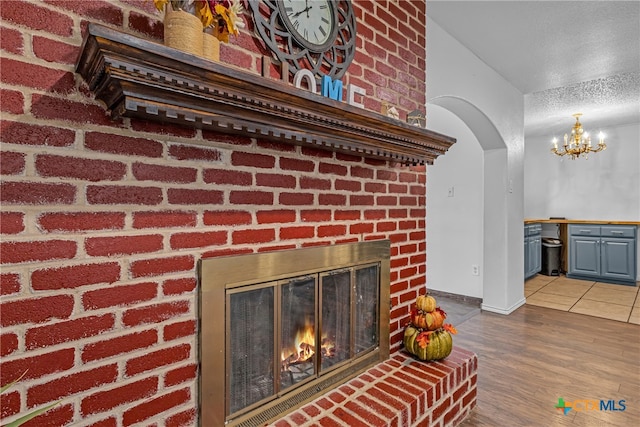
[524,219,640,225]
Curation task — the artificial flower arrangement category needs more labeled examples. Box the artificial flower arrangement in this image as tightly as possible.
[403,293,458,361]
[153,0,245,43]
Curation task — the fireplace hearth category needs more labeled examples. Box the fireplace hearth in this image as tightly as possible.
[198,240,390,426]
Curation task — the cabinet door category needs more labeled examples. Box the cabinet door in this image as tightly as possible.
[524,236,529,276]
[526,236,540,278]
[533,237,542,274]
[569,236,600,277]
[601,238,636,282]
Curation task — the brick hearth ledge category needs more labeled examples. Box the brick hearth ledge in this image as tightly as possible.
[272,347,478,427]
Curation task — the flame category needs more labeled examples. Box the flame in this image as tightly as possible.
[281,318,316,369]
[281,319,337,371]
[321,334,335,358]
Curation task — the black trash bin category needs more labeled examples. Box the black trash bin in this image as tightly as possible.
[541,238,562,276]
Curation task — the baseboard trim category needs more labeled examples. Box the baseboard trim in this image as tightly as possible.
[427,289,483,306]
[481,297,526,315]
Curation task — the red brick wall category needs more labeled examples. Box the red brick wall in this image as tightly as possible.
[0,0,427,425]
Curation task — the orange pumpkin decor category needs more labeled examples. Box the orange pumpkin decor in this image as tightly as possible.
[403,293,457,361]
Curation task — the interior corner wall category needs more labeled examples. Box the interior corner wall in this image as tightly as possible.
[425,16,526,312]
[425,106,483,298]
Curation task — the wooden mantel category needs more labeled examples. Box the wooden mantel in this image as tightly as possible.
[75,24,455,165]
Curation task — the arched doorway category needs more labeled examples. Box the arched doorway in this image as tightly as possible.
[427,96,525,314]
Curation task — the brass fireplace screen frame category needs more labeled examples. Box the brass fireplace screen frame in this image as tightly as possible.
[198,240,391,426]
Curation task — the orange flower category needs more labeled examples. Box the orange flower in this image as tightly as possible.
[153,0,168,12]
[416,331,432,348]
[196,1,214,28]
[208,0,244,43]
[443,324,458,334]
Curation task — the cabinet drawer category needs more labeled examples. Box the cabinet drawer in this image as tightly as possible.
[569,224,601,237]
[601,226,636,238]
[525,223,542,236]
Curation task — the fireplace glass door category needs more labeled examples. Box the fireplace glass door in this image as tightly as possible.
[225,263,380,420]
[355,265,379,354]
[320,270,351,372]
[280,276,317,390]
[227,285,274,415]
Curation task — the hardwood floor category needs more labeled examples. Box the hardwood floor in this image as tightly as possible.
[454,304,640,426]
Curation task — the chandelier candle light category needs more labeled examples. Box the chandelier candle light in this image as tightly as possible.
[551,113,606,159]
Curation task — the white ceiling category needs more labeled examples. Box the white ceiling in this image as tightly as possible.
[426,0,640,137]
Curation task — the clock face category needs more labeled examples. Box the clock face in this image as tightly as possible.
[278,0,336,51]
[248,0,357,80]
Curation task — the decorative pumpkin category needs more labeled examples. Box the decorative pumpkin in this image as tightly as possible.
[403,327,453,361]
[416,294,436,312]
[411,307,446,331]
[426,308,445,330]
[411,309,427,329]
[405,291,457,362]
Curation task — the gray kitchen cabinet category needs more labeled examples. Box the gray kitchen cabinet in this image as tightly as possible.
[568,224,636,285]
[524,223,542,279]
[569,235,600,277]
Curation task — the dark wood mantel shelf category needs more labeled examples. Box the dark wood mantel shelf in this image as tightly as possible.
[76,24,455,165]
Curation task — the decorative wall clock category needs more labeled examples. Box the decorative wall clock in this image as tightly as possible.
[248,0,357,80]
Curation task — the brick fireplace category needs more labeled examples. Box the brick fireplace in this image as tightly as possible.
[200,240,391,426]
[0,1,475,426]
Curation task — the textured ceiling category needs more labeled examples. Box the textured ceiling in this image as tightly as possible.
[426,0,640,137]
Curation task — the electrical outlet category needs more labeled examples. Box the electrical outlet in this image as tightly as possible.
[447,187,454,197]
[472,265,479,276]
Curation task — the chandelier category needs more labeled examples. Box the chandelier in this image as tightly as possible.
[551,113,606,159]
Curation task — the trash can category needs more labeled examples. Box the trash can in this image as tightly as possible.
[542,238,562,276]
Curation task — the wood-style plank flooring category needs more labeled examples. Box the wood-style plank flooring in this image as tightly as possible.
[454,304,640,426]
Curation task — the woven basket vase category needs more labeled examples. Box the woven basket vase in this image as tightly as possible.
[203,30,220,62]
[164,8,203,56]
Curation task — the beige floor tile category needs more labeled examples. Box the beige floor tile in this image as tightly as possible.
[569,299,632,323]
[582,286,637,306]
[524,281,547,297]
[524,275,639,324]
[525,292,579,311]
[552,276,597,287]
[524,287,539,297]
[592,282,639,294]
[536,280,592,298]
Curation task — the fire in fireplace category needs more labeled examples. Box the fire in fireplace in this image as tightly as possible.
[199,241,390,426]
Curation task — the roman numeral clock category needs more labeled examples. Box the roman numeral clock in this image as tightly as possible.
[248,0,357,79]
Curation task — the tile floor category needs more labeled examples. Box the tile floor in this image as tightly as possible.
[525,274,640,324]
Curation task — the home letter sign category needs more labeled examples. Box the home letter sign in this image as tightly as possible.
[293,69,317,93]
[321,75,343,102]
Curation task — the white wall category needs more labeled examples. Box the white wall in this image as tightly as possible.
[426,17,526,313]
[426,106,484,298]
[525,122,640,220]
